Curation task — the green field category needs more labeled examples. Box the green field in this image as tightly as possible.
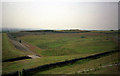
[2,31,119,75]
[2,33,27,61]
[34,52,120,74]
[92,65,120,74]
[19,32,117,56]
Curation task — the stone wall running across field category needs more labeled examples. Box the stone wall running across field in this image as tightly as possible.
[2,50,119,76]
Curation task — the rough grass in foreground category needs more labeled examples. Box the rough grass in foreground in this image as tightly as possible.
[2,53,98,74]
[34,52,120,74]
[92,65,120,74]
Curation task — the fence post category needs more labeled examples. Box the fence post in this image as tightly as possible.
[16,71,19,76]
[22,69,26,76]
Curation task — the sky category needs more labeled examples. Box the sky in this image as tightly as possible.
[2,0,120,30]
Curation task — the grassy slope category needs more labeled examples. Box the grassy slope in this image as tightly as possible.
[2,52,119,74]
[2,31,119,74]
[34,52,120,74]
[2,33,27,60]
[2,52,99,74]
[19,32,117,56]
[92,65,120,74]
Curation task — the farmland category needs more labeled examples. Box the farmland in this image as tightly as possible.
[2,30,120,75]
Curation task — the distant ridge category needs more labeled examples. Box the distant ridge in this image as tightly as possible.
[21,29,91,33]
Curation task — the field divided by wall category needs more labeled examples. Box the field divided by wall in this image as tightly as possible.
[2,31,119,75]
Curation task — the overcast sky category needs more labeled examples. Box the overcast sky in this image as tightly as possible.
[2,0,119,30]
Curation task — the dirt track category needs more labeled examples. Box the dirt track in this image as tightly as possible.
[7,33,40,59]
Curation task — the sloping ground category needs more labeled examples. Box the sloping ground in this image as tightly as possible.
[2,31,119,75]
[34,52,119,75]
[2,50,119,75]
[10,39,30,52]
[19,32,118,56]
[2,33,27,61]
[7,33,41,56]
[22,41,42,56]
[92,64,120,74]
[2,53,100,74]
[2,33,40,62]
[76,63,120,74]
[7,33,33,53]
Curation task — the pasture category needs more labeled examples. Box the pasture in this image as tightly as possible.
[2,30,119,75]
[34,52,120,74]
[19,32,117,56]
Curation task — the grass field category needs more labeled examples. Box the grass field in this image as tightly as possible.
[2,33,27,61]
[2,31,119,75]
[92,65,120,74]
[19,32,118,56]
[34,52,120,74]
[3,52,100,74]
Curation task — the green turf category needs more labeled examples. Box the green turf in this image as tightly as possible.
[2,53,98,74]
[2,33,27,61]
[2,31,119,74]
[34,52,120,74]
[19,33,118,56]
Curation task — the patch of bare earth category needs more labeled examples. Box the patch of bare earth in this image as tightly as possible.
[22,41,42,57]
